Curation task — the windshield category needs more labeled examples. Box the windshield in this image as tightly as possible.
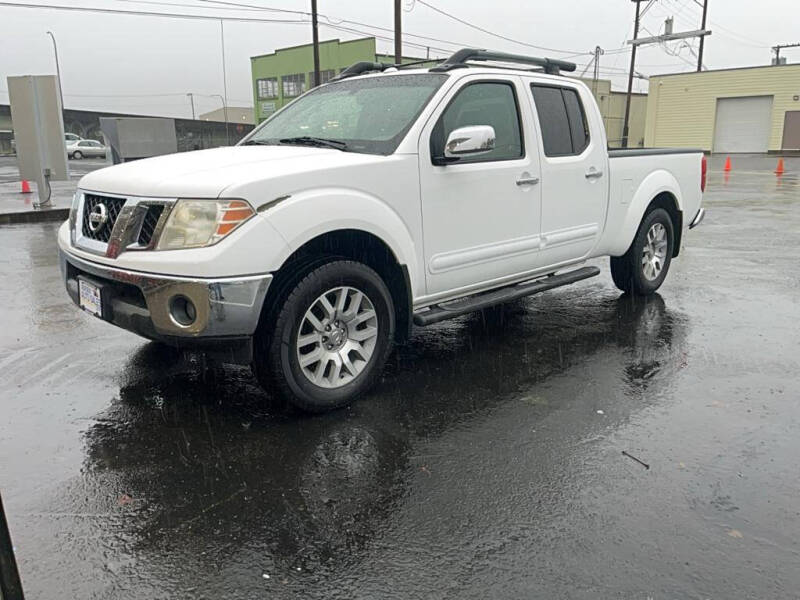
[243,73,447,155]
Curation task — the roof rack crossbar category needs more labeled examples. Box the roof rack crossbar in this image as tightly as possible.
[333,61,393,81]
[332,58,444,81]
[429,48,577,75]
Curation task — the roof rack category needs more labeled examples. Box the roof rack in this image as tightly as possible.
[429,48,576,75]
[333,58,443,81]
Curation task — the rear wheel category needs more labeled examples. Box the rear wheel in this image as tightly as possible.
[72,151,82,160]
[254,260,395,412]
[610,207,674,295]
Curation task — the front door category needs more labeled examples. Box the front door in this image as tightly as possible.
[418,76,542,298]
[526,80,608,268]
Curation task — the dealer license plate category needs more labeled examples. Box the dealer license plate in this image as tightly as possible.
[79,278,102,317]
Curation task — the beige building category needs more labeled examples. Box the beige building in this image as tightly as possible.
[644,64,800,153]
[574,78,648,148]
[198,106,254,125]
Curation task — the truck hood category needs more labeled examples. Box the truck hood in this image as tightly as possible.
[77,145,388,198]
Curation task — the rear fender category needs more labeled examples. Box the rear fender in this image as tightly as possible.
[603,170,683,257]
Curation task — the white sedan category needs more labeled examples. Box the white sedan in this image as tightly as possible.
[67,139,108,159]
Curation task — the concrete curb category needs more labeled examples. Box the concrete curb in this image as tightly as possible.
[0,208,69,225]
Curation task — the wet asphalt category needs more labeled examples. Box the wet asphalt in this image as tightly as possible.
[1,155,799,599]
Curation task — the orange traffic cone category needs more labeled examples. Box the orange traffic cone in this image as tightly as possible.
[775,158,785,175]
[21,180,32,193]
[723,156,732,172]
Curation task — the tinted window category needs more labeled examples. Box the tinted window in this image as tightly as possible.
[531,85,573,156]
[531,85,591,157]
[432,82,523,163]
[563,88,590,154]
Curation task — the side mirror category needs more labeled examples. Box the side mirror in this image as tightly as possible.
[444,125,496,159]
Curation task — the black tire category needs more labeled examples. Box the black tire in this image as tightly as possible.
[72,151,82,160]
[610,207,675,295]
[253,260,395,413]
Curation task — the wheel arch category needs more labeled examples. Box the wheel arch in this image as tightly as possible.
[260,228,413,343]
[605,170,684,258]
[647,191,683,257]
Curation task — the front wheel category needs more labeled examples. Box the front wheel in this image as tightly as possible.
[72,151,82,160]
[610,207,675,295]
[254,260,395,412]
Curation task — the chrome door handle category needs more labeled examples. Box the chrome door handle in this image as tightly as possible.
[516,176,540,186]
[585,169,603,179]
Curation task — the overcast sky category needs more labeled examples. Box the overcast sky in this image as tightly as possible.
[0,0,796,119]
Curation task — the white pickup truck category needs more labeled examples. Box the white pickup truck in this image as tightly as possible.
[58,49,705,412]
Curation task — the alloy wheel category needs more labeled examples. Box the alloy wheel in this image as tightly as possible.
[296,286,379,388]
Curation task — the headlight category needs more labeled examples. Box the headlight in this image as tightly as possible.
[156,199,255,250]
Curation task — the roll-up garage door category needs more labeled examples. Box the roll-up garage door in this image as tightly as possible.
[713,96,773,153]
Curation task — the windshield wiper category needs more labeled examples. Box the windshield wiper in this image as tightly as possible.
[241,139,272,146]
[278,136,348,151]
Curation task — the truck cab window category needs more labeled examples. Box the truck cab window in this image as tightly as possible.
[431,81,523,163]
[531,84,590,157]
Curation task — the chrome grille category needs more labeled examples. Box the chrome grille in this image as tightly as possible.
[81,194,126,242]
[137,204,165,246]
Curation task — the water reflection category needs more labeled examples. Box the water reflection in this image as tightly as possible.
[80,291,686,586]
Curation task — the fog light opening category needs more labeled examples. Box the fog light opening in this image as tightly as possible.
[169,295,197,327]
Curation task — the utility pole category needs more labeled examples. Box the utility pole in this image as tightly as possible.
[697,0,709,71]
[311,0,320,87]
[622,0,643,149]
[772,42,800,65]
[45,31,64,112]
[186,93,196,120]
[394,0,402,63]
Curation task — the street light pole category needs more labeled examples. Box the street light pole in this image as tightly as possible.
[46,31,64,112]
[186,92,196,120]
[219,19,230,145]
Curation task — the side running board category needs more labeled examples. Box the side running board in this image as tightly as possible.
[413,266,600,327]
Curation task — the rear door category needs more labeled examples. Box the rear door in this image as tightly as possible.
[418,75,542,298]
[526,79,608,268]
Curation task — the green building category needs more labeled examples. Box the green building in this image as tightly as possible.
[250,37,438,123]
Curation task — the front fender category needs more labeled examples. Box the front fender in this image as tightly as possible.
[601,169,684,257]
[262,187,421,295]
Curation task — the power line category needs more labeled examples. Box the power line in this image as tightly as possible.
[190,0,483,53]
[111,0,272,12]
[415,0,587,56]
[661,0,768,48]
[0,1,308,23]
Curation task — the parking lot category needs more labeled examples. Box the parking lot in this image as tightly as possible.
[1,155,799,598]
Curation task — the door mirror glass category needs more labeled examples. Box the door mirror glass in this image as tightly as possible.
[444,125,496,158]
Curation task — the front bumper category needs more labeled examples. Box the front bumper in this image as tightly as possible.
[60,249,272,359]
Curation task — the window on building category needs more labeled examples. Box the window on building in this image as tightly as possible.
[256,78,278,99]
[307,69,336,85]
[531,84,591,157]
[431,81,524,163]
[282,73,306,98]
